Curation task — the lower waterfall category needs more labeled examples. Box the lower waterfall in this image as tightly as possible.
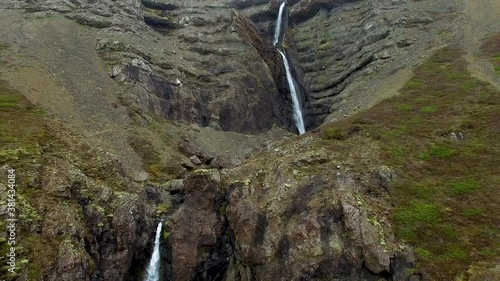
[144,221,163,281]
[277,49,306,135]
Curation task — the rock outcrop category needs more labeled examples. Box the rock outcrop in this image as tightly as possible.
[221,136,416,281]
[168,169,226,281]
[160,137,417,281]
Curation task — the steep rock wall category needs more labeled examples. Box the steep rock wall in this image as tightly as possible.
[2,0,295,134]
[239,0,452,127]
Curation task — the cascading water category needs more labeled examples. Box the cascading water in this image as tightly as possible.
[144,221,163,281]
[273,2,286,46]
[277,50,306,135]
[273,1,306,134]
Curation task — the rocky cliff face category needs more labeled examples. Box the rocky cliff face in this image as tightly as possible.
[2,0,291,134]
[0,0,451,133]
[158,136,417,281]
[223,139,416,281]
[240,0,451,128]
[0,119,169,281]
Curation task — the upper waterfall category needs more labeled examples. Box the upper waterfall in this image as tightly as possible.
[273,2,286,46]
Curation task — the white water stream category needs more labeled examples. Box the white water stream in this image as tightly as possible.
[277,50,306,135]
[273,2,286,46]
[144,221,163,281]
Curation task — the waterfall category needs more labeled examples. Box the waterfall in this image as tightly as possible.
[273,1,306,134]
[277,50,306,135]
[272,2,286,46]
[144,221,163,281]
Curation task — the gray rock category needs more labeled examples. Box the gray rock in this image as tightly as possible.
[56,240,92,281]
[99,186,113,202]
[130,58,151,72]
[450,132,465,142]
[133,171,149,182]
[189,155,202,165]
[178,140,201,157]
[161,179,185,192]
[109,65,122,78]
[377,165,395,188]
[397,36,417,47]
[170,170,224,280]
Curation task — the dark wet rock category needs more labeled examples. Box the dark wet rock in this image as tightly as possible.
[391,250,417,281]
[141,0,178,11]
[143,12,179,30]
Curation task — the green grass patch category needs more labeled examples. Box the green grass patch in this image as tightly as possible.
[428,142,456,158]
[449,179,480,194]
[441,246,468,261]
[463,207,483,218]
[0,94,21,107]
[391,146,406,157]
[479,248,496,257]
[440,224,459,239]
[415,247,433,259]
[403,78,424,89]
[394,201,440,241]
[321,127,347,140]
[394,201,440,225]
[393,103,413,111]
[420,105,438,113]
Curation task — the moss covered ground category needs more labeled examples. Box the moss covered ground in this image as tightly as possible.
[0,79,54,280]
